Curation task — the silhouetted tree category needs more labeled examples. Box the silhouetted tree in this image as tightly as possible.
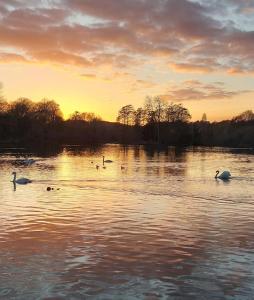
[144,96,168,142]
[144,96,163,123]
[165,103,191,123]
[33,99,63,124]
[69,111,83,121]
[117,104,135,125]
[133,107,145,126]
[0,99,9,115]
[1,96,254,147]
[10,98,34,119]
[69,111,101,122]
[232,110,254,122]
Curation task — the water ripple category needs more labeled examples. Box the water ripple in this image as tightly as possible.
[0,145,254,299]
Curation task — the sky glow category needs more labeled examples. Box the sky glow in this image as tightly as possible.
[0,0,253,121]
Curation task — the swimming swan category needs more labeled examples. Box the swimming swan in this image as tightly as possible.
[12,172,32,184]
[23,158,36,166]
[14,158,36,166]
[215,170,231,180]
[103,156,113,164]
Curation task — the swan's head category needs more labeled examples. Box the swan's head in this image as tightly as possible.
[12,171,16,175]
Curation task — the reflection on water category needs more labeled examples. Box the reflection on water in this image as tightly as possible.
[0,144,254,299]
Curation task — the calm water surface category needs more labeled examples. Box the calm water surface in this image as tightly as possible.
[0,145,254,299]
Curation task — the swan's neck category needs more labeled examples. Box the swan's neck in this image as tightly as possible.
[215,171,219,179]
[12,173,16,182]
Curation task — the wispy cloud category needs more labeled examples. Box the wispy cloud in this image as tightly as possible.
[160,80,251,101]
[80,73,97,79]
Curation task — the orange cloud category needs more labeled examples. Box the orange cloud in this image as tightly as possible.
[169,63,214,74]
[0,52,30,63]
[161,80,251,101]
[80,73,97,79]
[0,0,253,74]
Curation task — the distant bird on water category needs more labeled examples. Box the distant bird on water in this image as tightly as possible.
[103,156,113,164]
[47,187,60,191]
[96,165,100,170]
[24,158,36,166]
[215,170,231,180]
[14,157,36,166]
[12,172,32,184]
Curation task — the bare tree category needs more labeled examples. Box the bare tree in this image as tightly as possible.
[144,97,155,124]
[10,98,34,119]
[133,107,145,126]
[33,99,63,123]
[70,111,101,122]
[144,96,167,143]
[0,100,9,115]
[144,96,168,123]
[166,103,191,123]
[232,110,254,122]
[69,111,83,121]
[117,104,135,125]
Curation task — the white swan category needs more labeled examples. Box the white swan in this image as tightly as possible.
[23,158,36,166]
[215,170,231,180]
[12,172,32,184]
[103,156,113,164]
[15,157,36,166]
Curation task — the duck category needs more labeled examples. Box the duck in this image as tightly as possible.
[47,187,60,191]
[12,172,32,184]
[215,170,231,180]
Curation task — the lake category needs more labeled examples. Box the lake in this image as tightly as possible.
[0,144,254,299]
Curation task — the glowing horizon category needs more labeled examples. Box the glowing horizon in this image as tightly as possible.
[0,0,253,122]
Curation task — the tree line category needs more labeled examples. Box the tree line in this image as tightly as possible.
[0,96,254,147]
[117,96,191,126]
[116,96,254,147]
[0,97,134,145]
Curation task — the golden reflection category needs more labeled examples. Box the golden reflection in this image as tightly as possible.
[0,145,254,298]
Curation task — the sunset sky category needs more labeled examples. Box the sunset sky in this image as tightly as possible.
[0,0,253,121]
